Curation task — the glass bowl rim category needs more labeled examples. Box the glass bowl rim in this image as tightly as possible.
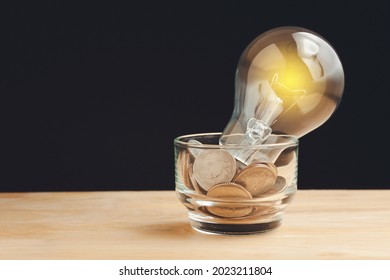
[174,132,298,149]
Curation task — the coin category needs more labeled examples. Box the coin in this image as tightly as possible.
[188,163,205,194]
[251,205,275,216]
[193,149,236,191]
[233,163,276,196]
[274,147,296,167]
[250,161,278,177]
[177,149,193,190]
[206,182,253,218]
[262,162,278,177]
[263,176,287,195]
[272,176,287,191]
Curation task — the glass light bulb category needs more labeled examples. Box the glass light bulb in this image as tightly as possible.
[220,26,344,162]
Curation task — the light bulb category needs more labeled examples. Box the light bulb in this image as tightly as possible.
[220,26,344,163]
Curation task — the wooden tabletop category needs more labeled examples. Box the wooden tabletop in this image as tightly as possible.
[0,190,389,260]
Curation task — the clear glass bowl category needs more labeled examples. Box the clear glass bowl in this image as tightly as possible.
[174,132,298,235]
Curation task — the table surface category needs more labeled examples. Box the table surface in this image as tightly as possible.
[0,190,389,260]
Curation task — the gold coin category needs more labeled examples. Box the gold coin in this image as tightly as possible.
[250,161,278,177]
[233,163,276,196]
[274,147,296,167]
[193,149,236,191]
[262,162,278,177]
[177,149,193,190]
[206,183,253,218]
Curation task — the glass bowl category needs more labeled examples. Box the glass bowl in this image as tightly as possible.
[174,132,298,235]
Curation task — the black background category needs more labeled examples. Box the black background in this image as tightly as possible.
[1,1,389,192]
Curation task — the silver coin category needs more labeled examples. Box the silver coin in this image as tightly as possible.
[263,176,287,195]
[193,149,236,191]
[188,163,205,194]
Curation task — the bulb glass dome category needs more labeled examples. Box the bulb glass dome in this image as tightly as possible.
[220,26,344,158]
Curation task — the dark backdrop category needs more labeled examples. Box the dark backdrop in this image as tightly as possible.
[1,1,389,191]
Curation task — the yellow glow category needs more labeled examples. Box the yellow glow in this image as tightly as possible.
[283,68,308,88]
[279,58,312,90]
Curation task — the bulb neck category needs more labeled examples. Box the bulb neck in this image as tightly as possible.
[244,118,272,144]
[232,118,272,164]
[220,79,285,164]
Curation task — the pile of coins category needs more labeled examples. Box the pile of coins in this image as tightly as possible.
[177,145,289,219]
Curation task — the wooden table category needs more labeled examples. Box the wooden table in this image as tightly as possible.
[0,190,389,259]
